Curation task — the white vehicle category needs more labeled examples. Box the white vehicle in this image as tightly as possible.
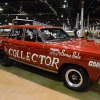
[66,31,76,38]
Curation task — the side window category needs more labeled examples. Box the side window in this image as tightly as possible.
[0,28,11,37]
[8,28,23,40]
[33,29,42,42]
[24,28,42,42]
[24,28,34,41]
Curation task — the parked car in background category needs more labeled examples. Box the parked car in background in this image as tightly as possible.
[66,31,77,38]
[0,25,100,91]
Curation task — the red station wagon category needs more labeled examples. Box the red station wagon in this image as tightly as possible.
[0,25,100,91]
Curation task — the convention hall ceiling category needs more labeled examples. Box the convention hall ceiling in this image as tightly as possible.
[0,0,100,28]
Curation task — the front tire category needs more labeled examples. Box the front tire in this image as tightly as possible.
[62,66,89,91]
[0,51,12,67]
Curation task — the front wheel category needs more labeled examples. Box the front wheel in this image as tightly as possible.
[62,66,89,91]
[0,51,12,67]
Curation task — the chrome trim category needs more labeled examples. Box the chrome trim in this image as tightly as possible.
[10,57,57,74]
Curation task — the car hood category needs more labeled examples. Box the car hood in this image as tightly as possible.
[52,38,100,53]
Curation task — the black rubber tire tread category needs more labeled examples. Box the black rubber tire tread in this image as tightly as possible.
[62,66,89,91]
[0,51,12,67]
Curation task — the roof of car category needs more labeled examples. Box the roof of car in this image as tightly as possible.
[0,25,58,29]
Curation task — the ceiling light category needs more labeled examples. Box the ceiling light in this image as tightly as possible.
[61,14,63,17]
[5,3,8,5]
[63,5,66,8]
[0,7,3,11]
[64,0,67,3]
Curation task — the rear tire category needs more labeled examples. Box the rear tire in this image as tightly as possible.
[62,66,89,91]
[0,51,12,67]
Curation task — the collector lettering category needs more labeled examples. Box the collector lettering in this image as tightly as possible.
[8,48,59,69]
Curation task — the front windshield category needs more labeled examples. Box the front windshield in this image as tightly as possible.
[40,28,71,42]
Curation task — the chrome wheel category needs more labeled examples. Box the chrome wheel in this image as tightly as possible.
[62,66,89,91]
[65,69,83,87]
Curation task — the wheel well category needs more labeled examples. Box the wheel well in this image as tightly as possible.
[58,63,89,77]
[0,50,7,56]
[0,49,4,53]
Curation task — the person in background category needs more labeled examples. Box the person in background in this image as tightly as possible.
[73,28,78,38]
[76,29,84,38]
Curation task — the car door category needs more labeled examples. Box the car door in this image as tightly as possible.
[7,28,23,61]
[20,28,47,69]
[40,28,65,72]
